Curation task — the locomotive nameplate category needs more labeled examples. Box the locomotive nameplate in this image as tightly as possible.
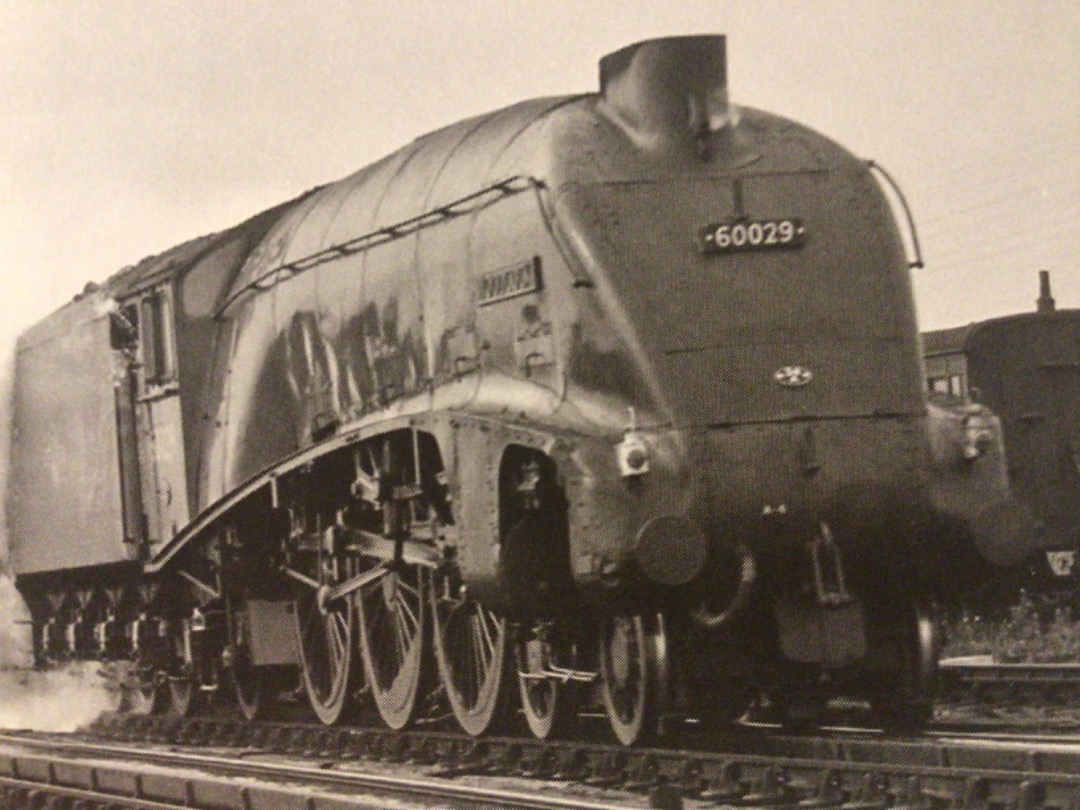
[477,257,542,306]
[698,218,805,254]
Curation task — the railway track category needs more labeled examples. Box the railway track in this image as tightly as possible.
[939,658,1080,722]
[4,712,1080,809]
[0,729,636,810]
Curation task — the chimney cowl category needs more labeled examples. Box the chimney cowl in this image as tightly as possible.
[599,36,729,153]
[1037,270,1055,313]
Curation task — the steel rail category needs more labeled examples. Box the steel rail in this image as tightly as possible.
[938,657,1080,715]
[0,733,638,810]
[0,776,189,810]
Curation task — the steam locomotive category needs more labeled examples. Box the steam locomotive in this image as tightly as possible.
[923,272,1080,612]
[7,36,1025,743]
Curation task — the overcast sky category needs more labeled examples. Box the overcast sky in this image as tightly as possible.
[2,0,1078,359]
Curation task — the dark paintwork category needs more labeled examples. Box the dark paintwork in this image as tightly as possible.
[8,292,133,575]
[7,36,1022,685]
[925,308,1080,560]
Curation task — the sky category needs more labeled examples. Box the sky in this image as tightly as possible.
[1,1,1078,354]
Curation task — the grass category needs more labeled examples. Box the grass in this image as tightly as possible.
[943,590,1080,663]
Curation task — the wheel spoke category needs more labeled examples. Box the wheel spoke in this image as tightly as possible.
[468,615,481,694]
[516,624,577,741]
[599,614,665,746]
[397,593,418,628]
[294,558,354,725]
[477,609,495,658]
[357,565,425,730]
[331,612,349,664]
[430,579,507,736]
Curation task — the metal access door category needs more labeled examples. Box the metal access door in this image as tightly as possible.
[125,285,190,552]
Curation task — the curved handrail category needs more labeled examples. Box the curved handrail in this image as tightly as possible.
[867,159,925,269]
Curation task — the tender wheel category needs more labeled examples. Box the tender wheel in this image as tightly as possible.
[597,613,669,746]
[294,576,356,725]
[168,672,199,717]
[430,575,509,736]
[515,622,578,740]
[125,664,167,715]
[356,566,427,730]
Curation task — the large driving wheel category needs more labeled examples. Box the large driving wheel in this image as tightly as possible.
[294,564,356,725]
[515,622,579,740]
[430,575,509,736]
[356,566,427,730]
[597,613,669,746]
[677,629,755,729]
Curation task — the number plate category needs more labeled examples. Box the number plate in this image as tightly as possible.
[698,218,806,254]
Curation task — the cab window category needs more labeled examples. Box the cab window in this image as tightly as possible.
[136,286,178,388]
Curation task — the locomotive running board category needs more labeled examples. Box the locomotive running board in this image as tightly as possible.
[143,414,419,574]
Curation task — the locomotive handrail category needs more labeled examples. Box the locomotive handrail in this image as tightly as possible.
[867,159,925,269]
[215,175,544,317]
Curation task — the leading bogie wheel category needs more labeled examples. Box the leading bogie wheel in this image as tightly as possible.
[125,665,167,715]
[597,612,669,746]
[166,614,205,717]
[356,566,427,730]
[430,574,510,736]
[515,622,579,740]
[125,616,169,715]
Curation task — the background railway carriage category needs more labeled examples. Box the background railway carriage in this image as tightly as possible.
[923,272,1080,610]
[6,35,1030,743]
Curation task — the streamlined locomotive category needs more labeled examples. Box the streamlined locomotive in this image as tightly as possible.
[8,36,1024,742]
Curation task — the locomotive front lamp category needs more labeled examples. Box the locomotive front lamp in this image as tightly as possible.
[617,432,650,477]
[962,412,995,461]
[616,408,650,477]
